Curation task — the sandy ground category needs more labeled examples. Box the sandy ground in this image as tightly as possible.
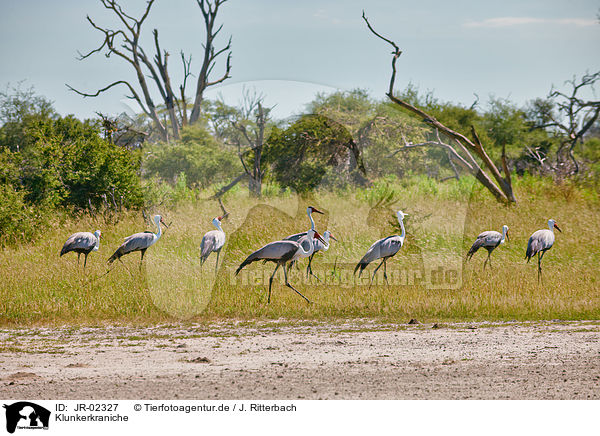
[1,320,599,400]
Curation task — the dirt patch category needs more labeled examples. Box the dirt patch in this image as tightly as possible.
[0,320,599,399]
[3,372,38,381]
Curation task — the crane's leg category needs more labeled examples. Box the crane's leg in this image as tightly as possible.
[483,250,492,271]
[306,254,313,278]
[118,257,134,277]
[369,259,385,290]
[268,264,280,304]
[283,263,311,304]
[538,251,546,284]
[139,249,147,271]
[83,253,89,274]
[306,254,321,283]
[77,253,81,267]
[383,259,389,286]
[215,250,220,274]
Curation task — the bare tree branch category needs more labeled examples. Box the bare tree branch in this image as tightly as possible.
[363,11,517,203]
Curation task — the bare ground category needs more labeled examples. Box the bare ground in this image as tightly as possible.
[1,320,599,400]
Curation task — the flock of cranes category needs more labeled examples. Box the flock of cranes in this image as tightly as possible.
[60,206,562,303]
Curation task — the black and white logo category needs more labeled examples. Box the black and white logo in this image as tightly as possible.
[3,402,50,434]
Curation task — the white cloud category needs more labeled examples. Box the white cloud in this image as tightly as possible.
[464,17,596,28]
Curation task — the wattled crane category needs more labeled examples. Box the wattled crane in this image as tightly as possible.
[60,230,102,272]
[108,215,168,270]
[466,225,509,270]
[525,218,562,283]
[236,229,326,304]
[355,210,407,288]
[200,216,226,272]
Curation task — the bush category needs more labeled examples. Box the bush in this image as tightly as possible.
[265,115,357,193]
[20,116,143,209]
[0,183,46,245]
[143,125,241,189]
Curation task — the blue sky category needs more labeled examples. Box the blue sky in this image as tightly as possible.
[1,0,598,120]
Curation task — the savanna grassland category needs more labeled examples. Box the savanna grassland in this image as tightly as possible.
[0,176,598,326]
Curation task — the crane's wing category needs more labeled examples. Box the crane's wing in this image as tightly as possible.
[467,231,501,259]
[60,232,97,256]
[108,232,155,263]
[284,231,307,242]
[236,240,299,274]
[354,236,402,276]
[525,229,553,262]
[200,231,217,262]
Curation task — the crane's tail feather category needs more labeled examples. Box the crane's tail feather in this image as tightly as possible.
[235,254,257,275]
[525,239,540,263]
[107,247,124,264]
[354,261,367,277]
[466,240,483,261]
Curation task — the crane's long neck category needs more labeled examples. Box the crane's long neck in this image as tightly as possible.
[214,220,224,233]
[321,233,330,250]
[155,219,162,239]
[398,217,406,241]
[548,221,554,232]
[299,230,316,255]
[308,209,315,231]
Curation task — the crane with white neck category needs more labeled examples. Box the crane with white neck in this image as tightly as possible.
[284,206,325,279]
[60,230,102,272]
[466,225,509,270]
[354,210,407,288]
[107,214,168,270]
[235,229,326,304]
[200,215,226,272]
[305,230,337,279]
[525,218,562,283]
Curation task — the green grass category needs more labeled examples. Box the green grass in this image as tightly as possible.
[0,176,599,326]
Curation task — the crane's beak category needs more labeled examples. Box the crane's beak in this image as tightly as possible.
[554,223,562,232]
[506,231,509,242]
[310,207,324,215]
[160,218,169,228]
[313,231,326,245]
[329,234,338,242]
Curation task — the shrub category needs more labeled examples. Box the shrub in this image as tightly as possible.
[143,125,241,189]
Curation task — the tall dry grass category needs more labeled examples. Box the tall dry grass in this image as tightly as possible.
[1,176,598,325]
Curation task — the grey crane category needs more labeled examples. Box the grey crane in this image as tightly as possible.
[284,206,324,279]
[285,230,337,279]
[200,216,226,272]
[235,229,326,304]
[60,230,101,272]
[466,225,509,270]
[354,210,407,287]
[525,218,562,282]
[107,215,168,270]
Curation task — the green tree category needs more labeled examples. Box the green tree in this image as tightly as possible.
[143,123,241,189]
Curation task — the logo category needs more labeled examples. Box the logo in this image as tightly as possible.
[3,402,50,434]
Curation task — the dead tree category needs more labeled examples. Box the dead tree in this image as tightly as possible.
[363,12,517,204]
[67,0,232,141]
[229,90,272,197]
[188,0,233,125]
[533,72,600,175]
